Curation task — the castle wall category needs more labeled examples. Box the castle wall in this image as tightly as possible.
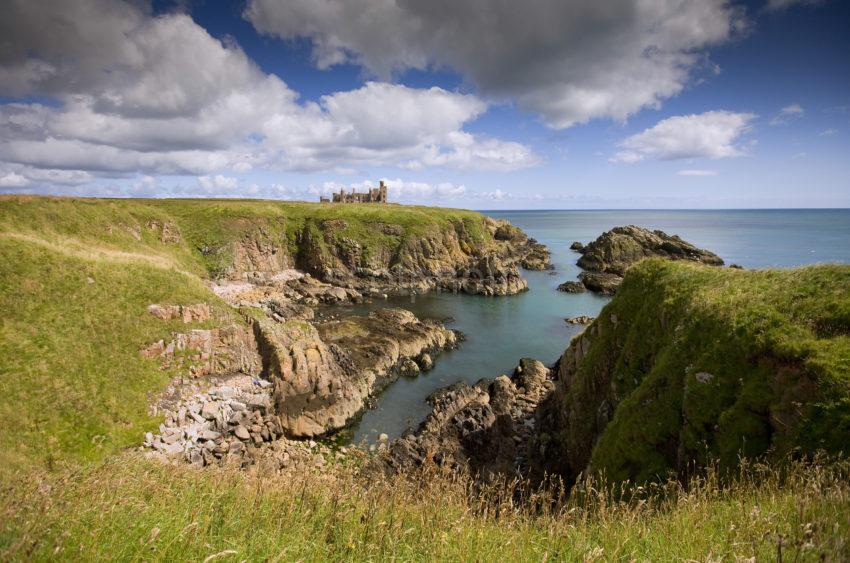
[323,181,388,204]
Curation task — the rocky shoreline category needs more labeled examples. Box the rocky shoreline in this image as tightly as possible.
[141,217,549,469]
[291,216,551,298]
[377,358,555,481]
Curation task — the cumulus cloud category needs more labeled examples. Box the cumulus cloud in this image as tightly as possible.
[0,171,29,188]
[0,0,537,194]
[246,0,744,128]
[611,111,756,163]
[677,169,718,176]
[197,175,238,191]
[770,103,805,126]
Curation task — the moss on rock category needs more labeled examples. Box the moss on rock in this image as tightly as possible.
[539,259,850,483]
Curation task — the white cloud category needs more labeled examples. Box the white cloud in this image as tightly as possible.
[677,169,718,176]
[480,189,508,201]
[766,0,823,11]
[197,175,238,191]
[0,171,29,188]
[770,103,805,126]
[246,0,745,128]
[611,111,756,163]
[820,128,837,136]
[0,0,538,194]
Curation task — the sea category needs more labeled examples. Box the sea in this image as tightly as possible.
[342,209,850,445]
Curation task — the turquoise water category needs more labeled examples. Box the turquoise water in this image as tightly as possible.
[348,209,850,444]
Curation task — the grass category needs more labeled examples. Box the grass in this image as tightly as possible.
[547,259,850,483]
[0,196,494,468]
[0,237,236,468]
[1,196,848,560]
[1,454,848,561]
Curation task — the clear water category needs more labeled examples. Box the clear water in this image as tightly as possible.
[347,209,850,445]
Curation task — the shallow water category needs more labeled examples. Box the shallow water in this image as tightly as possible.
[346,209,850,445]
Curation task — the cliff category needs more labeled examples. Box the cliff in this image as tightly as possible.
[537,259,850,483]
[0,196,544,467]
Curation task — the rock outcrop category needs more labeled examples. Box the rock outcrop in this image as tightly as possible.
[564,225,723,294]
[140,323,260,378]
[564,316,594,325]
[216,216,550,298]
[535,260,850,485]
[255,308,458,438]
[380,358,553,481]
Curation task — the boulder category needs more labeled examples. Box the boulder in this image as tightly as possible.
[399,358,420,377]
[417,353,434,371]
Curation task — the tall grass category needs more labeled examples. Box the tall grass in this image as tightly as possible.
[1,454,848,561]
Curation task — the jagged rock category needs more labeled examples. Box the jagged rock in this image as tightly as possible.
[201,402,219,420]
[565,316,595,325]
[234,425,251,440]
[520,239,552,271]
[557,281,586,293]
[575,226,723,294]
[379,358,554,481]
[570,242,585,252]
[578,271,623,295]
[417,353,434,371]
[255,308,456,438]
[140,324,260,378]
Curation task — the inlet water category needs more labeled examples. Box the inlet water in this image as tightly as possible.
[345,209,850,444]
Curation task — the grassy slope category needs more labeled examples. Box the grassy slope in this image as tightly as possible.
[1,196,848,560]
[0,237,235,467]
[550,259,850,483]
[0,196,492,468]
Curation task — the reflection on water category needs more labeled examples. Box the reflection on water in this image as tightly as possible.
[341,209,850,444]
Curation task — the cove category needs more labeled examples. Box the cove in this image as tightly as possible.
[341,209,850,444]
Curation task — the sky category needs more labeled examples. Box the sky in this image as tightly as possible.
[0,0,848,209]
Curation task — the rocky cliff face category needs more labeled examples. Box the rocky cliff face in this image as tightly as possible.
[218,216,548,296]
[567,225,723,294]
[237,308,457,439]
[535,260,850,484]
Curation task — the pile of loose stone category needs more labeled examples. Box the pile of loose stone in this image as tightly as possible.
[143,373,347,470]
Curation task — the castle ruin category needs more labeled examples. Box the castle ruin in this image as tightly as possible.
[320,180,388,204]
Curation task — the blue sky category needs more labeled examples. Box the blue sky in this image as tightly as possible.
[1,0,848,208]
